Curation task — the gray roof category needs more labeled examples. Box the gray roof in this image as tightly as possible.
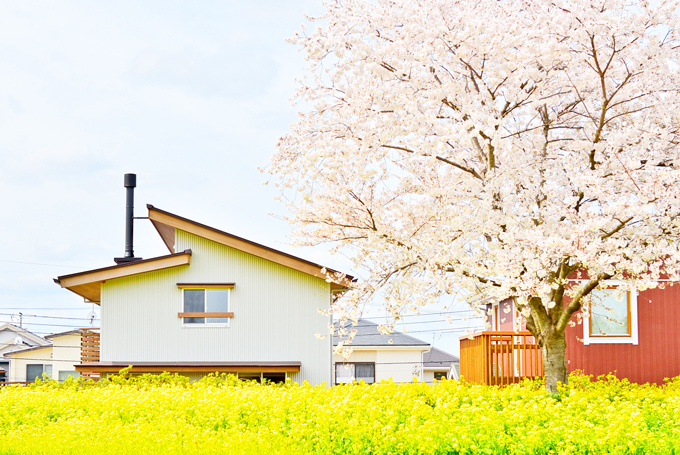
[423,347,459,369]
[45,329,87,339]
[333,319,430,347]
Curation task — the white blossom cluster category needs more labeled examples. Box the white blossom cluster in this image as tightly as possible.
[269,0,680,336]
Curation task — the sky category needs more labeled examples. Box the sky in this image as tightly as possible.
[0,1,482,356]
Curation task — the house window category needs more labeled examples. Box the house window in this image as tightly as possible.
[590,288,631,336]
[433,371,448,381]
[335,362,375,384]
[236,372,287,384]
[26,364,52,382]
[583,284,638,345]
[58,371,81,382]
[181,289,231,324]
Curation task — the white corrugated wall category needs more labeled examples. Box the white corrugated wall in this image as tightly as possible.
[101,229,332,385]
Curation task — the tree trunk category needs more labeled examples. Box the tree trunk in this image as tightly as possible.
[540,332,568,392]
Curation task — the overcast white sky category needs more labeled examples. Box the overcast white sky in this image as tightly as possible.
[0,1,481,356]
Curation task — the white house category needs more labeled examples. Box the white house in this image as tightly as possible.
[423,347,460,383]
[0,323,50,382]
[54,205,350,385]
[4,329,83,382]
[333,319,459,384]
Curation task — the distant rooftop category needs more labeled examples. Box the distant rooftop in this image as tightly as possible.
[423,347,459,368]
[333,319,430,347]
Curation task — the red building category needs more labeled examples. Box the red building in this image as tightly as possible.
[460,283,680,385]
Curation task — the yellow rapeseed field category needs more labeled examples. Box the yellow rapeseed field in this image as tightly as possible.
[0,371,679,454]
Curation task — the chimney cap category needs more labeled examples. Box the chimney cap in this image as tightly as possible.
[123,173,136,188]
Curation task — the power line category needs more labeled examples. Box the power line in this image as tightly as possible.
[0,321,95,328]
[335,326,484,338]
[0,259,87,269]
[0,308,95,310]
[362,309,485,318]
[0,313,99,321]
[353,317,482,327]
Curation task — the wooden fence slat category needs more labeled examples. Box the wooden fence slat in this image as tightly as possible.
[459,331,544,386]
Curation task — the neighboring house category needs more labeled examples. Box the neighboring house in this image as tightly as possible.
[423,347,460,382]
[54,205,350,385]
[333,319,459,384]
[462,281,680,385]
[0,323,50,382]
[4,329,84,382]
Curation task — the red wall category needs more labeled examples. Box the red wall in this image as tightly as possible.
[565,285,680,384]
[498,299,514,331]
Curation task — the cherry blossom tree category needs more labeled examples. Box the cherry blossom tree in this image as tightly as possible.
[269,0,680,390]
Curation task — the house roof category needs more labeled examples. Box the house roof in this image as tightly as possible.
[5,329,91,357]
[54,205,354,302]
[147,205,353,290]
[45,329,87,339]
[0,323,50,350]
[333,319,430,347]
[423,347,459,370]
[54,250,193,304]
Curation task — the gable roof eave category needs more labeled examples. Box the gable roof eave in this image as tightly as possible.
[147,204,353,289]
[0,323,50,346]
[54,250,192,304]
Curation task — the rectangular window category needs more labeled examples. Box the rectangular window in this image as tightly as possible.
[582,282,638,345]
[262,373,286,384]
[26,364,44,382]
[434,371,448,381]
[58,371,81,382]
[181,289,231,324]
[334,363,375,384]
[590,288,631,337]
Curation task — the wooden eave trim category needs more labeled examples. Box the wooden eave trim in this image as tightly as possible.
[178,312,234,318]
[56,250,192,288]
[76,363,301,374]
[147,205,354,287]
[177,283,235,289]
[150,219,176,254]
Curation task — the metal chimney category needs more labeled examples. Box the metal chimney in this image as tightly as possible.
[114,173,142,264]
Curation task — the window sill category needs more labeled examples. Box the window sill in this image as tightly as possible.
[583,336,638,345]
[181,324,230,328]
[178,312,233,318]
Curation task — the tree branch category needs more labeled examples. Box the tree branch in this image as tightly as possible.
[556,273,612,332]
[381,144,483,180]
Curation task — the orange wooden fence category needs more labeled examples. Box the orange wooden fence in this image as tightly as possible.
[80,328,100,379]
[459,332,543,385]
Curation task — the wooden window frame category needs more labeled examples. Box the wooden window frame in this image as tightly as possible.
[180,287,233,327]
[583,282,638,345]
[588,287,632,338]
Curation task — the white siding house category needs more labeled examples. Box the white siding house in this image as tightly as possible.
[0,323,50,382]
[333,320,458,384]
[55,205,350,385]
[5,330,82,382]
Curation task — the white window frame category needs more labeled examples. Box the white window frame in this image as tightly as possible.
[181,288,231,328]
[334,362,376,385]
[583,281,638,345]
